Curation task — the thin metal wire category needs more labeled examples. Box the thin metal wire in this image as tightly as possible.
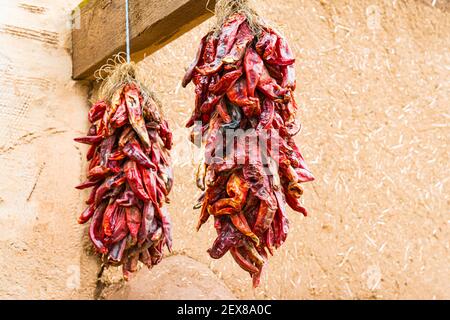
[205,0,215,14]
[125,0,131,63]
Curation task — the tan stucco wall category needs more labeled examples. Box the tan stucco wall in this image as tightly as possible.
[0,0,448,299]
[0,0,97,298]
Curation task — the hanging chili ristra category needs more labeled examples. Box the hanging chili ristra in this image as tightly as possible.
[183,1,314,287]
[75,63,173,279]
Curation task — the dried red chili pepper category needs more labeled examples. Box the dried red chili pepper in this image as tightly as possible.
[124,160,150,202]
[222,22,254,65]
[88,165,110,180]
[183,8,314,287]
[75,78,173,279]
[74,135,103,145]
[110,98,128,128]
[88,100,108,123]
[123,139,156,170]
[244,47,264,97]
[208,220,245,259]
[227,78,260,117]
[89,201,108,254]
[124,84,151,148]
[75,178,100,190]
[195,13,247,76]
[78,204,95,224]
[209,68,243,95]
[182,34,208,88]
[103,200,119,237]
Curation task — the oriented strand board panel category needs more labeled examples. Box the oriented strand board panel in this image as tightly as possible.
[72,0,216,80]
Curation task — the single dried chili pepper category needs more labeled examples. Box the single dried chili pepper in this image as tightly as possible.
[230,212,259,245]
[159,164,174,194]
[124,160,150,201]
[182,34,207,88]
[108,207,128,244]
[244,241,265,266]
[75,178,101,190]
[99,135,116,167]
[94,173,125,205]
[123,139,156,170]
[216,98,232,124]
[124,85,151,148]
[140,167,158,204]
[78,204,96,224]
[74,135,103,145]
[265,63,283,83]
[196,13,246,75]
[88,100,108,123]
[86,144,97,161]
[109,149,126,161]
[110,98,128,128]
[268,34,296,66]
[209,172,249,214]
[230,247,259,274]
[156,205,173,252]
[143,96,162,123]
[208,221,244,259]
[88,165,110,180]
[116,189,138,208]
[89,201,108,254]
[227,78,260,117]
[255,31,278,61]
[125,206,142,241]
[102,200,119,237]
[257,63,290,101]
[159,120,173,150]
[99,90,122,137]
[222,22,254,65]
[257,98,275,131]
[108,237,127,263]
[285,192,308,216]
[197,194,211,231]
[138,202,155,245]
[209,68,243,95]
[244,47,264,97]
[85,183,99,205]
[200,93,224,115]
[253,200,276,235]
[118,126,135,148]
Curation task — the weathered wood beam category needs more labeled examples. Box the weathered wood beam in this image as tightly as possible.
[72,0,216,80]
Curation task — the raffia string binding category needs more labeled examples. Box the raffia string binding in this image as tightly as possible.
[94,53,163,115]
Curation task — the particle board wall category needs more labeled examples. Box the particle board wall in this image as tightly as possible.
[0,0,448,299]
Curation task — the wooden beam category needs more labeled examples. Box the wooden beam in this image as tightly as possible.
[72,0,216,80]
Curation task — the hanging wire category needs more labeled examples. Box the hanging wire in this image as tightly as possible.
[125,0,131,63]
[205,0,215,14]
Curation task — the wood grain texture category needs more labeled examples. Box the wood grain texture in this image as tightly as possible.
[72,0,217,80]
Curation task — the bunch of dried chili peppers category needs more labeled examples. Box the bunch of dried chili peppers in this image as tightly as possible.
[183,9,314,286]
[75,73,173,279]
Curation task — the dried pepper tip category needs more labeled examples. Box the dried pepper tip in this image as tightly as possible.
[74,135,103,145]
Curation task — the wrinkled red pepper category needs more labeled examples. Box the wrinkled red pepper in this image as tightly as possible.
[196,13,247,76]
